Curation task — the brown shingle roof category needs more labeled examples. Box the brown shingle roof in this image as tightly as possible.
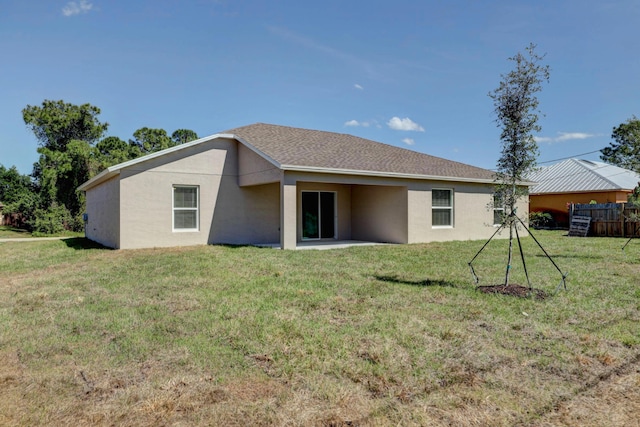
[224,123,495,181]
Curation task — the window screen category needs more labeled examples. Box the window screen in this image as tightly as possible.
[432,189,453,227]
[173,186,198,230]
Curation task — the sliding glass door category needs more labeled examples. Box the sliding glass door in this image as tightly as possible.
[302,191,336,240]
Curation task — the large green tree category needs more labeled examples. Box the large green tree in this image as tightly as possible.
[22,100,109,230]
[19,100,199,233]
[130,127,175,154]
[0,165,33,205]
[0,164,39,229]
[23,100,108,152]
[95,136,142,169]
[600,117,640,174]
[489,43,550,286]
[172,129,199,145]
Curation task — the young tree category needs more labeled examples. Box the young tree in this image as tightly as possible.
[600,117,640,174]
[489,43,550,286]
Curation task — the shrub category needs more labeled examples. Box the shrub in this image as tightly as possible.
[30,204,73,235]
[529,211,553,229]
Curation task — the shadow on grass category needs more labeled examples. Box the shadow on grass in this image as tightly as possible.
[0,226,30,233]
[375,275,457,288]
[63,237,111,250]
[214,243,276,250]
[534,253,602,260]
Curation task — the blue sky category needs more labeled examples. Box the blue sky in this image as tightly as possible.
[1,0,639,175]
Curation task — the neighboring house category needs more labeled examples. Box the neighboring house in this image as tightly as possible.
[78,123,528,250]
[528,158,640,226]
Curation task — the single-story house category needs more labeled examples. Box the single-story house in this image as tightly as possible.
[528,158,640,226]
[78,123,528,250]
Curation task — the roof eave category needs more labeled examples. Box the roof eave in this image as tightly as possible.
[77,168,120,191]
[281,164,515,185]
[77,133,238,192]
[233,135,281,169]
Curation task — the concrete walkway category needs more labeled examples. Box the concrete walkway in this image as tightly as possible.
[0,236,71,242]
[256,240,389,250]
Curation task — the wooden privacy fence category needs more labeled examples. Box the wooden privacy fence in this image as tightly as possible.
[570,203,640,237]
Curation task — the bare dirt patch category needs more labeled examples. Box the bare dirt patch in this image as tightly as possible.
[476,283,548,300]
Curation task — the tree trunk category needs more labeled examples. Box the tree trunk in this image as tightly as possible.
[504,221,513,286]
[503,183,516,286]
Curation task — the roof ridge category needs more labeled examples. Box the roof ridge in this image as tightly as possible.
[226,122,493,174]
[529,157,639,194]
[573,158,628,189]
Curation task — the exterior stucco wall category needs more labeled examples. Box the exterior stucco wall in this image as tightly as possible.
[238,144,281,186]
[352,185,408,243]
[117,138,279,249]
[407,181,528,243]
[209,181,280,245]
[84,175,120,248]
[283,171,523,245]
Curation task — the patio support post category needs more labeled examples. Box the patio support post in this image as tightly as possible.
[280,177,297,250]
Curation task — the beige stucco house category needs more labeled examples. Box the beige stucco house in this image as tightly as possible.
[78,123,525,250]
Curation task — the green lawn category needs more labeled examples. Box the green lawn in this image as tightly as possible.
[0,226,33,238]
[0,225,84,239]
[1,231,638,426]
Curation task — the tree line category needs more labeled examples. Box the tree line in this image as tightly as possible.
[1,98,639,235]
[0,100,199,234]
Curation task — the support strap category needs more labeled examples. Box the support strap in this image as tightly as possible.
[515,225,532,289]
[515,215,568,291]
[468,222,505,285]
[467,214,568,292]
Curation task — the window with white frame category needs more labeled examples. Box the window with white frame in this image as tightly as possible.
[173,186,199,231]
[493,193,505,225]
[432,189,453,227]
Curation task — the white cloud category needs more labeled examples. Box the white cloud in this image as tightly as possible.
[402,138,415,146]
[344,120,370,127]
[354,84,363,90]
[535,132,596,143]
[534,136,553,143]
[62,0,93,17]
[556,132,595,141]
[387,117,425,132]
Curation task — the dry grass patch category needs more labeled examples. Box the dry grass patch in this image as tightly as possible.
[1,232,639,425]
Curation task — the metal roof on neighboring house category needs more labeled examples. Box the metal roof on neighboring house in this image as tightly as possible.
[528,158,640,194]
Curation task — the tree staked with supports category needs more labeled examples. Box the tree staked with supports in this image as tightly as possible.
[469,44,566,291]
